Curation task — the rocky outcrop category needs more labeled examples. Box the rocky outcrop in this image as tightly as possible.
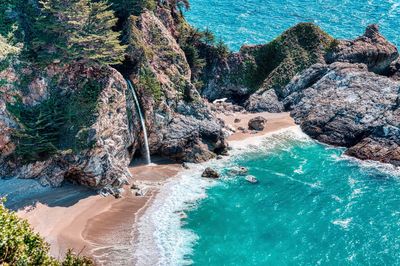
[245,89,284,113]
[202,23,334,112]
[1,65,133,195]
[201,167,220,178]
[283,62,400,166]
[326,24,398,74]
[248,116,267,131]
[126,11,227,163]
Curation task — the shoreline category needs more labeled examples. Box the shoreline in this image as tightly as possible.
[17,111,296,265]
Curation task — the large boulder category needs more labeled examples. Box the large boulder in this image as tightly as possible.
[248,116,267,131]
[326,24,398,74]
[245,89,284,113]
[283,62,400,165]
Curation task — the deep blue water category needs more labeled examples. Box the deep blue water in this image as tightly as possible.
[184,131,400,265]
[185,0,400,51]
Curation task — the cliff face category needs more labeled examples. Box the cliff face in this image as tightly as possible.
[0,64,133,194]
[125,9,227,162]
[282,25,400,166]
[0,4,228,194]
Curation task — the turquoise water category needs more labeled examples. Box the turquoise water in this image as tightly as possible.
[184,132,400,265]
[185,0,400,51]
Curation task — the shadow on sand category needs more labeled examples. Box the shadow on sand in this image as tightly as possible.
[0,178,95,211]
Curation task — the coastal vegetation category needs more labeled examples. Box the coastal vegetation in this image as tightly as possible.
[0,199,93,265]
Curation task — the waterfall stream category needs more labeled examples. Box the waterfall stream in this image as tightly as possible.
[126,79,151,165]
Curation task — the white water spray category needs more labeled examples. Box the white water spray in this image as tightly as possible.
[126,79,151,165]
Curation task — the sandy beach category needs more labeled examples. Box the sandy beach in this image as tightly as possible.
[17,111,295,265]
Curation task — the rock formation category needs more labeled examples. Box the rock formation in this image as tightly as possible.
[201,167,220,178]
[0,65,133,195]
[202,23,334,112]
[248,116,267,131]
[0,4,228,194]
[283,62,399,166]
[326,25,398,74]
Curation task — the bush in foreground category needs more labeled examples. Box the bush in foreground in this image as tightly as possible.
[0,200,93,266]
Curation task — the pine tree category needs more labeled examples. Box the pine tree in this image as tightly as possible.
[70,0,127,64]
[33,0,126,65]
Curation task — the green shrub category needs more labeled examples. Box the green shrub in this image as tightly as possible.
[138,66,163,102]
[7,79,104,163]
[234,22,333,94]
[0,200,93,265]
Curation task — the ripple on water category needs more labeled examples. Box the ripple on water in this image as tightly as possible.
[185,0,400,51]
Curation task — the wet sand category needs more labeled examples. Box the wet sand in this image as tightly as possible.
[17,111,295,265]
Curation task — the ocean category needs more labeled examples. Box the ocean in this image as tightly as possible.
[137,128,400,265]
[185,0,400,51]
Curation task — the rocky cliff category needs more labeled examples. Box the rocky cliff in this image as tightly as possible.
[0,3,228,195]
[202,23,399,166]
[1,2,399,195]
[0,64,133,195]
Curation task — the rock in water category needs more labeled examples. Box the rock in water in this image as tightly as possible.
[245,175,258,184]
[201,167,220,178]
[228,166,248,176]
[248,116,267,131]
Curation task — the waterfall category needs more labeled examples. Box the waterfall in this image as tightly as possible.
[126,79,151,165]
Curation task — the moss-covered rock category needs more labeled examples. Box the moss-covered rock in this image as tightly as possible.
[202,23,335,110]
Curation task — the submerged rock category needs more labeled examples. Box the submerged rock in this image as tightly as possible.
[228,166,248,176]
[202,167,220,178]
[248,116,267,131]
[245,175,258,184]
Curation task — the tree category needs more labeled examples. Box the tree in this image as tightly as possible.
[32,0,126,65]
[0,199,93,265]
[109,0,157,18]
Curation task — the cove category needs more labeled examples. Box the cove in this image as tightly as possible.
[183,130,400,265]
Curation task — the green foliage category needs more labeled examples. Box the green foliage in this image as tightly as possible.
[326,38,340,53]
[60,79,103,151]
[0,200,93,265]
[7,94,65,163]
[235,22,333,94]
[32,0,126,65]
[0,0,18,37]
[137,66,163,102]
[62,250,93,266]
[178,24,223,81]
[7,79,103,163]
[108,0,157,19]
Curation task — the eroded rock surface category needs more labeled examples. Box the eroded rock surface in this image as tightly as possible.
[284,62,400,165]
[326,24,398,74]
[248,116,267,131]
[0,65,132,195]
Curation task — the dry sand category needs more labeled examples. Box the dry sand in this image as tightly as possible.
[18,160,181,265]
[218,111,296,141]
[17,111,295,265]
